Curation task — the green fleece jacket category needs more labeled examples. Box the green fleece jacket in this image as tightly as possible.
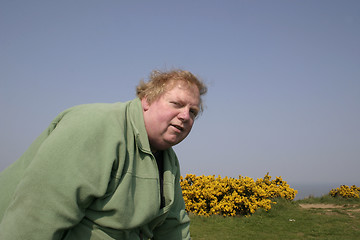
[0,98,190,240]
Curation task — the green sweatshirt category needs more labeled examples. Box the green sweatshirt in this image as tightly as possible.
[0,98,190,240]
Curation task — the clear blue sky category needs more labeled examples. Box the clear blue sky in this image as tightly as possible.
[1,1,359,186]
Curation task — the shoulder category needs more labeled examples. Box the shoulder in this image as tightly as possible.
[49,101,135,137]
[57,100,138,123]
[60,102,126,119]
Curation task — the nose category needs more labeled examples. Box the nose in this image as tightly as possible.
[178,108,191,122]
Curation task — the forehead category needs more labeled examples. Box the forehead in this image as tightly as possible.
[166,79,199,93]
[164,80,200,105]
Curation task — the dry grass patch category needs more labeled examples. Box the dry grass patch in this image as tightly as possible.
[299,203,339,209]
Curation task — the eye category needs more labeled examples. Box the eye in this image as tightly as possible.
[190,108,199,118]
[170,101,181,107]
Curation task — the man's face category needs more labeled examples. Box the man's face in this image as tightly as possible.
[142,81,200,151]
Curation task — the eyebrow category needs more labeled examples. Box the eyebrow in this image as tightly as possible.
[191,105,200,111]
[176,98,200,109]
[168,94,200,109]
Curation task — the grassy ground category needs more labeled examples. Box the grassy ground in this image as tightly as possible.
[189,196,360,240]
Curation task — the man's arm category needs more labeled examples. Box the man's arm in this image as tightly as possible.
[0,111,116,239]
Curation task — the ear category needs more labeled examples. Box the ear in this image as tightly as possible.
[141,98,150,111]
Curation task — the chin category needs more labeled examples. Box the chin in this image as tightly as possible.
[162,140,182,149]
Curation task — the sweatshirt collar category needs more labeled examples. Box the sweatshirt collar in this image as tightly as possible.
[128,98,152,154]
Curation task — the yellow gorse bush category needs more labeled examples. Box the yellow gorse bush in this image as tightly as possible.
[329,185,360,198]
[180,173,297,216]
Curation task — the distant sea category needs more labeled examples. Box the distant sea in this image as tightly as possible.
[291,182,360,200]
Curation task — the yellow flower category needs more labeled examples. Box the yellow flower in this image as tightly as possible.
[180,173,297,216]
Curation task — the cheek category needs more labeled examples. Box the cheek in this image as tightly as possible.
[156,111,174,126]
[161,109,178,121]
[184,121,194,133]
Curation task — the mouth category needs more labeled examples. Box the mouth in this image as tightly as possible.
[170,124,184,132]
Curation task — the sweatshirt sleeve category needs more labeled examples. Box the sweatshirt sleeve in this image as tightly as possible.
[152,174,191,240]
[0,108,119,239]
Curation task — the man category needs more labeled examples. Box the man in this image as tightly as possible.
[0,69,207,239]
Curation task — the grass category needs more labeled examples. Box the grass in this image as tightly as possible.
[189,196,360,240]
